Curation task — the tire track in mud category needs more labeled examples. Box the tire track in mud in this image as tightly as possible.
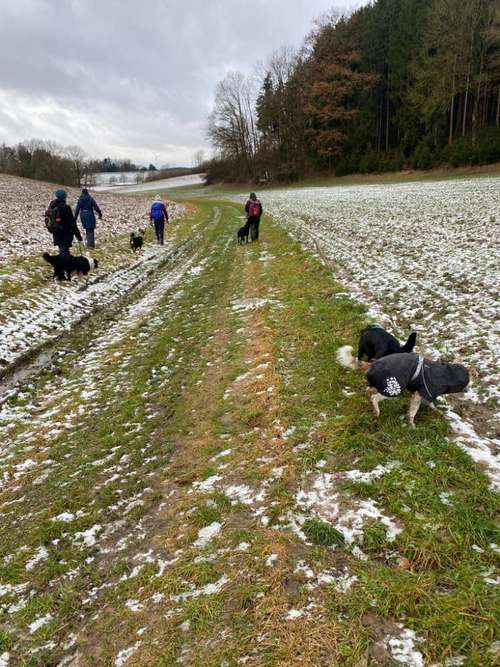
[0,209,220,402]
[0,205,230,663]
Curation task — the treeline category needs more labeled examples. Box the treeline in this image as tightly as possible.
[87,158,156,173]
[0,140,87,186]
[206,0,500,182]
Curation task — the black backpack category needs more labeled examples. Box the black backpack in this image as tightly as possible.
[44,203,63,234]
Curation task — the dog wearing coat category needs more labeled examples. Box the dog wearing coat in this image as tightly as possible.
[337,329,469,426]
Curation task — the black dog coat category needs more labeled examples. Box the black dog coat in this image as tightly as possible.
[366,353,469,401]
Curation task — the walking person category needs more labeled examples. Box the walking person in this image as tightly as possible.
[45,188,82,256]
[74,188,102,248]
[245,192,263,241]
[150,194,169,245]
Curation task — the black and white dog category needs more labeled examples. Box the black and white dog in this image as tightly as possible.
[365,353,469,426]
[337,324,417,370]
[338,347,469,426]
[237,223,249,245]
[43,252,98,281]
[130,230,145,253]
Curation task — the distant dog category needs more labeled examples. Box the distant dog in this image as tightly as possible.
[130,230,145,253]
[338,349,469,426]
[43,252,98,281]
[336,325,417,370]
[237,223,249,245]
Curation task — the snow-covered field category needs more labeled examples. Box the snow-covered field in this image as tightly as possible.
[250,176,500,415]
[0,173,185,261]
[95,172,206,193]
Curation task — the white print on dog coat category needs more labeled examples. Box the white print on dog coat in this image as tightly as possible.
[384,377,401,396]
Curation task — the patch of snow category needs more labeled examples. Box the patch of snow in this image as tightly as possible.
[384,627,424,667]
[193,522,222,548]
[29,613,53,634]
[115,642,141,666]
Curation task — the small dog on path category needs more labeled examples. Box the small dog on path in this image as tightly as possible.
[237,223,249,245]
[130,229,145,253]
[43,252,98,281]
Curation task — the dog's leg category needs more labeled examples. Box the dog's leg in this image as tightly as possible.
[371,391,387,417]
[407,392,422,427]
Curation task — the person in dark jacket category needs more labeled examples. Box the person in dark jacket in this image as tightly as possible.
[46,189,82,256]
[149,194,169,245]
[245,192,263,241]
[74,188,102,248]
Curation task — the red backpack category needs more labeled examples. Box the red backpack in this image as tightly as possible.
[248,199,260,218]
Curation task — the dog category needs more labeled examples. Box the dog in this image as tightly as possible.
[130,230,145,253]
[338,349,469,426]
[237,223,249,245]
[43,252,98,281]
[336,325,417,370]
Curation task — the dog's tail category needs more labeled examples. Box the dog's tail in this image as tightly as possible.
[336,345,360,370]
[401,332,417,353]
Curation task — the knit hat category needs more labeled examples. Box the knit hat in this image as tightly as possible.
[55,188,67,200]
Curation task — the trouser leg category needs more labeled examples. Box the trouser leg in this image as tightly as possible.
[254,218,260,240]
[85,229,95,248]
[58,245,70,257]
[249,219,257,241]
[153,220,161,243]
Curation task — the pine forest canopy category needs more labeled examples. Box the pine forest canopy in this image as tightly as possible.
[206,0,500,182]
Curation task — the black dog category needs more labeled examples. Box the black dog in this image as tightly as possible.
[237,223,249,245]
[337,324,417,369]
[130,230,145,253]
[43,252,98,281]
[365,352,469,426]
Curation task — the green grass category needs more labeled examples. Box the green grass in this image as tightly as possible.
[0,199,497,665]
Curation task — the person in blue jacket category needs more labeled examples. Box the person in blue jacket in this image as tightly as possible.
[150,194,169,245]
[74,188,102,248]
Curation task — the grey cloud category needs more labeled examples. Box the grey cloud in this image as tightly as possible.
[0,0,366,165]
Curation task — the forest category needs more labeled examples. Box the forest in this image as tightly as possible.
[206,0,500,182]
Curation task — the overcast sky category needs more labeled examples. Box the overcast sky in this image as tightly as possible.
[0,0,366,167]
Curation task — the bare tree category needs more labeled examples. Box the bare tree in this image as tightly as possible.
[65,145,87,185]
[207,71,258,177]
[193,149,205,168]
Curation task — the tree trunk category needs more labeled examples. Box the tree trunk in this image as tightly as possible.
[462,83,470,137]
[496,86,500,126]
[472,51,485,145]
[385,93,390,153]
[449,59,457,145]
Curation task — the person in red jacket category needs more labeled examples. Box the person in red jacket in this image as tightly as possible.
[244,192,263,241]
[149,194,169,245]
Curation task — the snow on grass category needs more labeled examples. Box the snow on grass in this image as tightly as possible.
[115,642,142,666]
[238,176,500,482]
[294,471,401,546]
[384,626,424,667]
[0,173,186,262]
[171,575,230,602]
[29,613,53,634]
[25,545,49,570]
[193,521,222,548]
